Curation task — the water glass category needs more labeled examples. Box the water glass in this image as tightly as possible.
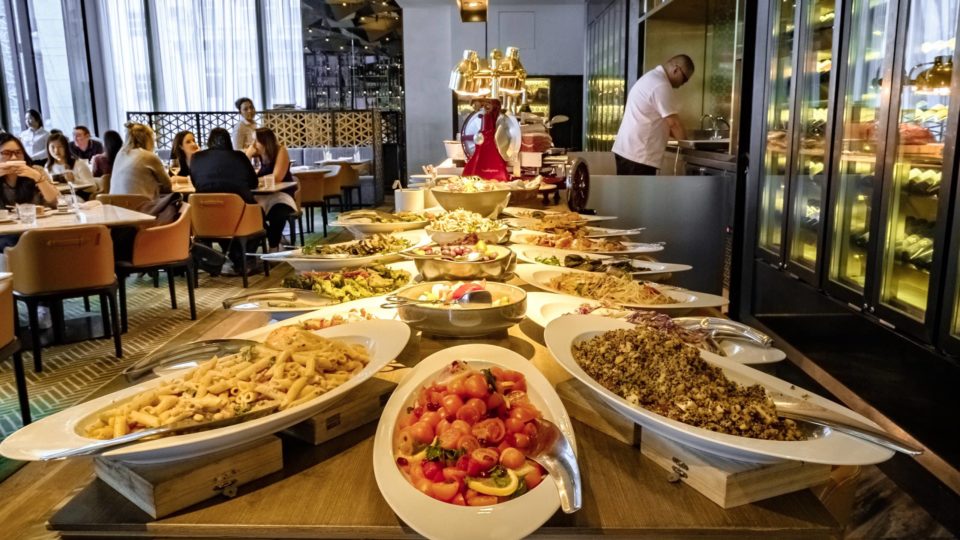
[17,203,37,226]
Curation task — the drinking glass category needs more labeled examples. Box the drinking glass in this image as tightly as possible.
[17,203,37,226]
[251,156,261,174]
[169,158,180,176]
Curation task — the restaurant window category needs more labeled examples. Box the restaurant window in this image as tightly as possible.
[154,0,263,110]
[26,0,75,130]
[260,0,306,108]
[97,0,153,128]
[0,0,22,131]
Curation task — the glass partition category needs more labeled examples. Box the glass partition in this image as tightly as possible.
[786,0,837,270]
[757,1,798,257]
[828,0,894,292]
[879,0,958,319]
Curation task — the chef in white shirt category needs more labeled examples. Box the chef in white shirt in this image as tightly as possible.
[612,54,693,175]
[19,109,49,164]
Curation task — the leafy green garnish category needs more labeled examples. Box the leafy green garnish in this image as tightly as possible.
[510,477,529,499]
[535,255,561,266]
[488,465,512,488]
[481,368,497,393]
[424,440,464,465]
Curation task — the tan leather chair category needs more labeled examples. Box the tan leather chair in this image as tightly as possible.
[189,193,269,288]
[116,203,195,332]
[297,170,329,237]
[1,277,30,425]
[5,225,122,372]
[97,173,111,194]
[286,180,306,246]
[96,193,151,211]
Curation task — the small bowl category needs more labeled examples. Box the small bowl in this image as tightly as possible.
[389,282,527,337]
[431,188,512,218]
[424,226,511,245]
[405,244,516,282]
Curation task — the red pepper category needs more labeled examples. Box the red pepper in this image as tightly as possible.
[450,283,484,300]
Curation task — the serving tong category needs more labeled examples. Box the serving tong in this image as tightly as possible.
[222,288,335,310]
[123,339,258,381]
[41,404,279,460]
[380,289,493,309]
[672,316,774,348]
[770,392,922,455]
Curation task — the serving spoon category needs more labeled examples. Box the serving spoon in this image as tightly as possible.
[380,289,493,309]
[523,419,582,513]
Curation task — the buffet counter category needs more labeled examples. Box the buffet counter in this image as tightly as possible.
[0,282,842,539]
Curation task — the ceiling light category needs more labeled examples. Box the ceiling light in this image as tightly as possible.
[457,0,487,22]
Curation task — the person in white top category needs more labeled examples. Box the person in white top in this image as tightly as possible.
[45,132,96,190]
[232,97,258,151]
[612,55,693,175]
[19,109,50,164]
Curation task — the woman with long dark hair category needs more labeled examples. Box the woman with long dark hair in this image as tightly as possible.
[0,133,58,209]
[244,127,295,249]
[45,132,95,188]
[169,130,200,178]
[91,130,122,177]
[232,97,257,150]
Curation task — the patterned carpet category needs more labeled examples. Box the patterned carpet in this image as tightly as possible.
[0,268,286,439]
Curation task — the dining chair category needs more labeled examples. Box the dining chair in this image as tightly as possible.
[322,165,345,221]
[115,203,196,332]
[96,173,111,195]
[188,193,269,288]
[1,277,31,425]
[338,164,362,210]
[5,225,122,372]
[297,170,329,237]
[95,193,151,211]
[286,180,306,246]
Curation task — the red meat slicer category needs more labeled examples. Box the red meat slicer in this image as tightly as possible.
[450,48,524,181]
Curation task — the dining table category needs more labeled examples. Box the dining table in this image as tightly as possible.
[0,269,843,539]
[171,181,298,195]
[0,204,155,236]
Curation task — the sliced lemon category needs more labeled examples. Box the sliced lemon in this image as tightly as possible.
[467,468,519,497]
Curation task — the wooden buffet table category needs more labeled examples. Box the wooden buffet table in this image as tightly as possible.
[0,272,841,539]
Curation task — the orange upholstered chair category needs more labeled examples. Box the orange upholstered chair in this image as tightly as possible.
[188,193,269,288]
[4,225,122,372]
[116,203,196,332]
[1,276,30,424]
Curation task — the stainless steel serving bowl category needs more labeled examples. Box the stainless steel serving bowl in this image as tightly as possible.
[430,188,512,218]
[387,281,527,337]
[404,244,516,281]
[424,227,511,245]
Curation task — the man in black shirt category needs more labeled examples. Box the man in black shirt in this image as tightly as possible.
[69,125,104,160]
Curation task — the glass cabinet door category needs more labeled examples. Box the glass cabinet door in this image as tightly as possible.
[757,1,798,257]
[786,0,837,271]
[879,0,958,320]
[828,0,894,293]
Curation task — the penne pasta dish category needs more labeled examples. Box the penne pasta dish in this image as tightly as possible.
[83,327,370,440]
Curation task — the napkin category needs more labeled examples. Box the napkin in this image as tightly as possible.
[79,200,102,210]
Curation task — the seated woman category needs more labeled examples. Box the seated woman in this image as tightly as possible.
[244,127,296,250]
[110,123,171,199]
[0,133,59,250]
[91,130,122,177]
[169,130,200,189]
[191,128,259,272]
[45,132,96,192]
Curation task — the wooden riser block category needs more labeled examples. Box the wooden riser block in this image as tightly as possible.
[94,435,283,519]
[284,376,397,446]
[557,379,832,508]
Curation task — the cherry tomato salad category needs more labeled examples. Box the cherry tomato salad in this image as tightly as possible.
[394,361,547,506]
[410,239,498,262]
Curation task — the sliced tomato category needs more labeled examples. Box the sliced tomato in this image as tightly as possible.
[451,282,483,300]
[455,403,481,424]
[438,426,463,450]
[442,467,468,483]
[465,397,487,416]
[470,448,499,471]
[471,418,506,444]
[486,392,505,411]
[419,411,442,429]
[523,467,543,490]
[409,420,435,444]
[441,394,464,416]
[457,434,481,454]
[463,374,489,399]
[451,492,467,506]
[430,479,461,501]
[466,494,498,506]
[422,460,445,482]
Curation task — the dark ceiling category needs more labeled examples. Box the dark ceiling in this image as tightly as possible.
[301,0,403,57]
